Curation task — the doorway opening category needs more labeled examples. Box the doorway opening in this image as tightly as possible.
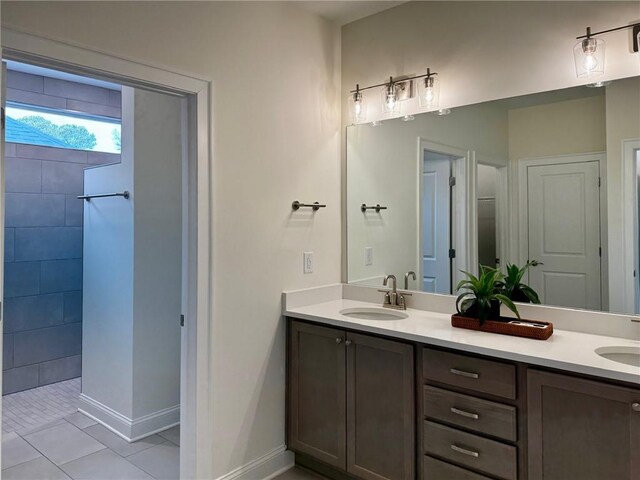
[1,60,184,479]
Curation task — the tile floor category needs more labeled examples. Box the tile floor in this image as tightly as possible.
[2,380,180,480]
[2,412,180,479]
[3,379,81,434]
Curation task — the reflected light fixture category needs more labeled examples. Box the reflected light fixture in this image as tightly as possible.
[574,23,640,79]
[402,115,415,122]
[435,108,451,116]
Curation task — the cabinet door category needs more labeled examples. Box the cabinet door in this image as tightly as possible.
[288,321,347,469]
[346,332,415,480]
[528,369,640,480]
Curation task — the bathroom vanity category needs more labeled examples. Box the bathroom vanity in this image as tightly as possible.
[284,286,640,480]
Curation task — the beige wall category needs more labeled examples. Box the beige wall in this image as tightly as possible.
[1,1,341,477]
[342,1,640,126]
[508,95,606,161]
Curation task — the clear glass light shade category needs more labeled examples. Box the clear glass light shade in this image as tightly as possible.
[348,91,367,124]
[418,76,440,108]
[573,37,605,78]
[381,83,400,116]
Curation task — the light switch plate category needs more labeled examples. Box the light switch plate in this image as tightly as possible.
[303,252,314,274]
[364,247,373,266]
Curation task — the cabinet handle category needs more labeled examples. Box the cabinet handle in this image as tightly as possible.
[450,444,479,458]
[632,403,640,412]
[450,368,479,379]
[345,340,352,346]
[450,407,480,420]
[335,338,343,344]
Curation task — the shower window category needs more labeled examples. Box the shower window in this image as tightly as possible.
[5,102,121,154]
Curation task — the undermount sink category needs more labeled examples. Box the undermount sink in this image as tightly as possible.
[595,346,640,367]
[339,307,409,321]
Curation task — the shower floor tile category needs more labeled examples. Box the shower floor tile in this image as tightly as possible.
[3,378,80,434]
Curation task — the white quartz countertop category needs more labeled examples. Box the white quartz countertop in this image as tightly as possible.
[284,298,640,385]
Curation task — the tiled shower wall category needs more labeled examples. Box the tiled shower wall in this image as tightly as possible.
[3,70,121,394]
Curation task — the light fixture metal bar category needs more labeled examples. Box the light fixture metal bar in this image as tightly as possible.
[350,70,438,94]
[576,22,640,39]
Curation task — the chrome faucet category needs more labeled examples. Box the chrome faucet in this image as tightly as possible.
[380,274,411,310]
[404,271,416,290]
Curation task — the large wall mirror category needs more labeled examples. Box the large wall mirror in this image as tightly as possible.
[346,76,640,316]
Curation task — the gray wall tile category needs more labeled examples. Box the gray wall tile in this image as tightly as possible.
[87,152,121,166]
[5,194,66,227]
[15,227,82,262]
[7,71,44,93]
[5,157,42,193]
[4,294,65,334]
[4,262,40,298]
[4,335,14,371]
[7,88,67,109]
[41,259,83,293]
[16,145,87,164]
[13,323,82,367]
[65,195,84,227]
[63,291,82,324]
[3,365,40,394]
[5,228,15,263]
[5,143,17,157]
[66,99,121,119]
[42,162,86,194]
[38,355,81,386]
[44,78,110,105]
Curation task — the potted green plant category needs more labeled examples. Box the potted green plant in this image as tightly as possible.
[452,265,553,339]
[455,265,520,323]
[498,260,542,304]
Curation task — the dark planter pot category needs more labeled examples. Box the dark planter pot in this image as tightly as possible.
[462,299,501,321]
[511,288,532,303]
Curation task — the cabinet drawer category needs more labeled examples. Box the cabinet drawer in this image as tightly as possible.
[424,455,493,480]
[424,421,517,480]
[423,348,516,399]
[424,385,517,441]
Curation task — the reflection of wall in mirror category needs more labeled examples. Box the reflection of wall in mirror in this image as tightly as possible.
[477,164,497,269]
[346,101,508,289]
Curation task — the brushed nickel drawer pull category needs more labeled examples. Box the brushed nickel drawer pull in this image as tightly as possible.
[451,444,479,458]
[632,402,640,412]
[450,407,480,420]
[450,368,479,379]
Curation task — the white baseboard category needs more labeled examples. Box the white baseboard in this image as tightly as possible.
[215,446,294,480]
[78,393,179,442]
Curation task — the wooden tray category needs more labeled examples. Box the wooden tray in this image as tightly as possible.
[451,314,553,340]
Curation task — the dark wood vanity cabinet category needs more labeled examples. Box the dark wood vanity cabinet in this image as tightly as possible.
[288,318,640,480]
[527,370,640,480]
[287,320,415,480]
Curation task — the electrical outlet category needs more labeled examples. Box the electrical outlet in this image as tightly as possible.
[303,252,314,274]
[364,247,373,266]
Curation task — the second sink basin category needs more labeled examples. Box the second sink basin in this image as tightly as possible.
[595,346,640,367]
[339,307,409,321]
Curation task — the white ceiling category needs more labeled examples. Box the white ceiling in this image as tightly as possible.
[297,1,406,26]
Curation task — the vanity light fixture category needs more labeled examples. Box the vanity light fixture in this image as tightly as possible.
[574,23,640,78]
[348,84,366,124]
[417,68,440,108]
[349,68,441,123]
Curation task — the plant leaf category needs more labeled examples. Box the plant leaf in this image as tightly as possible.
[495,294,521,319]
